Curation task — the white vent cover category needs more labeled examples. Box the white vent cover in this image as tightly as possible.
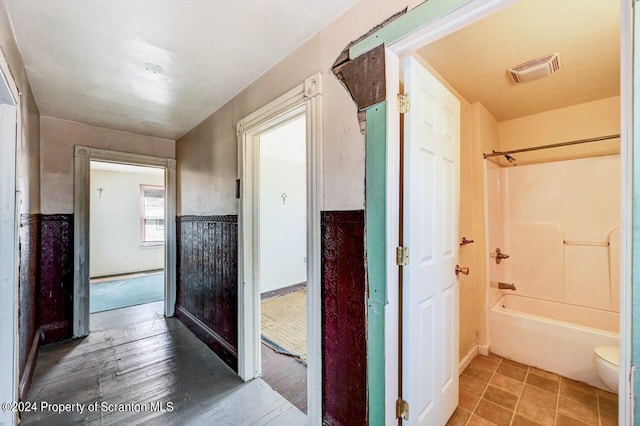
[508,53,561,84]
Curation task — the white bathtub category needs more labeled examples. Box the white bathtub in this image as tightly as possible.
[489,294,619,390]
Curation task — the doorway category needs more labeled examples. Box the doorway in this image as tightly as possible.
[257,114,308,412]
[0,50,19,426]
[237,73,323,424]
[73,147,177,337]
[372,0,631,424]
[89,161,166,314]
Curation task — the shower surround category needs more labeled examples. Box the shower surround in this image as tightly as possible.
[486,155,620,389]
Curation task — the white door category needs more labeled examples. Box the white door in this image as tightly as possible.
[402,56,461,426]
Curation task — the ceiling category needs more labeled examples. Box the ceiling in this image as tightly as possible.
[5,0,358,140]
[416,0,620,121]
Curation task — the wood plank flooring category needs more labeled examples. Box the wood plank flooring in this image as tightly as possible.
[21,302,306,425]
[261,344,307,413]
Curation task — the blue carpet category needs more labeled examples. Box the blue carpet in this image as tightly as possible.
[90,271,164,313]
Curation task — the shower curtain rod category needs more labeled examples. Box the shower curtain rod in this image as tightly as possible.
[482,134,621,159]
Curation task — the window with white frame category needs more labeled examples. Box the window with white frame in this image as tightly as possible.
[141,185,165,243]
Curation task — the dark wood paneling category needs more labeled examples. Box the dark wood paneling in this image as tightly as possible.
[332,44,386,112]
[321,210,367,426]
[18,214,40,388]
[39,214,74,344]
[176,215,238,370]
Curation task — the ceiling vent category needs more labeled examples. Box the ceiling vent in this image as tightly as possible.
[507,53,561,84]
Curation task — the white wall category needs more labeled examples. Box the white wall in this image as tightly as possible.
[259,117,307,293]
[487,155,621,311]
[90,165,165,277]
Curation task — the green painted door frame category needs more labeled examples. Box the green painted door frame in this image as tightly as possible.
[359,2,485,423]
[364,101,388,425]
[356,0,636,424]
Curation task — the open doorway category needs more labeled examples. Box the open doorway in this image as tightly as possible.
[388,0,624,424]
[73,146,176,338]
[257,115,308,412]
[237,73,323,423]
[89,161,166,314]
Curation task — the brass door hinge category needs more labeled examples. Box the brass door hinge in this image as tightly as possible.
[396,246,409,266]
[397,93,410,113]
[396,398,409,420]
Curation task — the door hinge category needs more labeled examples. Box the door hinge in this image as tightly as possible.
[396,398,409,420]
[235,179,241,199]
[397,93,410,113]
[396,246,409,266]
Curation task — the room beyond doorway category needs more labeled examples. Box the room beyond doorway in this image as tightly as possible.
[73,146,177,338]
[257,114,308,412]
[89,161,166,314]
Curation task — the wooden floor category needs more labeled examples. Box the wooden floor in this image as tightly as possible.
[261,344,307,413]
[22,302,306,425]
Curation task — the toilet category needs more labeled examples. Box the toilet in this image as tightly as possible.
[594,346,620,393]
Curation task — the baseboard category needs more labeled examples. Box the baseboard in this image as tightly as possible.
[261,282,306,300]
[459,345,478,373]
[175,305,238,371]
[478,344,490,356]
[19,331,41,401]
[39,321,72,344]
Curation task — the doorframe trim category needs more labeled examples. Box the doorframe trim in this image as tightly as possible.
[373,0,633,424]
[73,146,177,337]
[237,72,323,425]
[621,0,633,420]
[0,46,21,426]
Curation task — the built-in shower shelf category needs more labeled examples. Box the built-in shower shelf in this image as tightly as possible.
[563,240,609,247]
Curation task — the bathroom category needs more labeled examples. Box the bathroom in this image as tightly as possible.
[485,115,620,393]
[414,0,622,424]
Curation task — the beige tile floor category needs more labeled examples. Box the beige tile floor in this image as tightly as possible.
[447,353,618,426]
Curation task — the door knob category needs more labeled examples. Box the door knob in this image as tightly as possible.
[455,265,470,276]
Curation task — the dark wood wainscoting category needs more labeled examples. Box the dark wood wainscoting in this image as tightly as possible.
[39,214,74,344]
[321,210,367,426]
[176,215,238,370]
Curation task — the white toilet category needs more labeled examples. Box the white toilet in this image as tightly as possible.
[594,346,620,393]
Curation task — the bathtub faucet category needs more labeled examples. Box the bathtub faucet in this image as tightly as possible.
[498,282,516,291]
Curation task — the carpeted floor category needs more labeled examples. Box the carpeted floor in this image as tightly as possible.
[261,288,307,362]
[90,271,164,313]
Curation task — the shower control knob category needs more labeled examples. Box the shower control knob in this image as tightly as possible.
[494,248,510,264]
[455,265,470,276]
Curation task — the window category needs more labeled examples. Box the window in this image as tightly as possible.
[141,185,165,243]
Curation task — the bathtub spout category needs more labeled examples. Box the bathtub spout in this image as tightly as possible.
[498,282,516,291]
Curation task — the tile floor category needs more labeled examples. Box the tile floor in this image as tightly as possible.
[447,353,618,426]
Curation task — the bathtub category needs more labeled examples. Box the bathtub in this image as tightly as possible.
[489,294,619,390]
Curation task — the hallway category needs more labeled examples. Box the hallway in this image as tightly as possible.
[21,302,305,425]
